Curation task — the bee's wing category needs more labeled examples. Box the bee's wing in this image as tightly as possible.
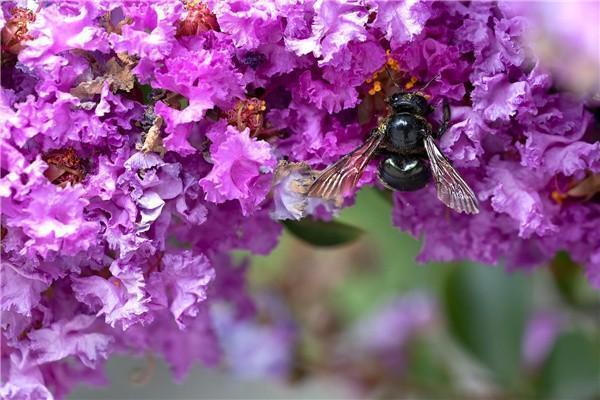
[423,134,480,214]
[307,130,384,200]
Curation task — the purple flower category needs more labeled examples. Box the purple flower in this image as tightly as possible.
[294,70,359,114]
[212,293,297,380]
[146,251,215,329]
[509,1,600,97]
[2,0,599,397]
[389,2,600,283]
[19,315,113,369]
[471,74,530,122]
[284,0,369,65]
[480,159,558,239]
[367,0,432,49]
[0,362,54,400]
[1,160,99,258]
[19,1,109,67]
[0,262,48,317]
[345,292,437,354]
[110,1,180,64]
[153,44,244,123]
[199,125,276,216]
[335,292,437,377]
[71,267,151,330]
[210,0,280,49]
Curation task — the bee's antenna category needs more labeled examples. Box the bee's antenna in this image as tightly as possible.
[419,73,441,92]
[385,65,401,89]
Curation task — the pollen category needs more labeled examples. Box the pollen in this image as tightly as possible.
[364,50,403,94]
[385,52,400,71]
[405,76,418,90]
[373,80,382,93]
[227,98,267,137]
[551,190,567,205]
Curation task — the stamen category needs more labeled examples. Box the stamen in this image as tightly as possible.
[226,98,268,137]
[551,190,567,205]
[385,51,400,71]
[405,76,418,90]
[373,81,382,92]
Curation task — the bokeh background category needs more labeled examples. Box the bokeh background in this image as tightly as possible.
[72,188,600,399]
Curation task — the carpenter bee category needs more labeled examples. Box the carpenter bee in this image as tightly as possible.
[306,91,480,214]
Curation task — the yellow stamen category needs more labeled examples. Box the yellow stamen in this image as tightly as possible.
[405,76,418,90]
[551,191,566,205]
[373,81,382,92]
[368,88,376,96]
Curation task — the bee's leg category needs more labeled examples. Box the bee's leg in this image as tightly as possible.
[436,100,451,138]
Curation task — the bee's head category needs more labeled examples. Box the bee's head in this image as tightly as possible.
[387,92,432,116]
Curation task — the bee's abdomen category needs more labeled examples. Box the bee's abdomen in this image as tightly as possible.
[378,155,430,192]
[386,113,427,153]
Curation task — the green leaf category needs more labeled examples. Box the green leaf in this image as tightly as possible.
[138,83,153,104]
[444,263,530,387]
[549,251,581,304]
[282,218,363,247]
[179,97,189,109]
[538,332,600,400]
[407,338,452,394]
[375,188,394,205]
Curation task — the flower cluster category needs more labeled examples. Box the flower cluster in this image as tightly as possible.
[1,0,598,398]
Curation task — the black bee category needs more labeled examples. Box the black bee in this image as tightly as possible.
[306,92,480,214]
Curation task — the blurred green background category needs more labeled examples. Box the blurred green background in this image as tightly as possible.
[73,188,600,399]
[249,188,600,399]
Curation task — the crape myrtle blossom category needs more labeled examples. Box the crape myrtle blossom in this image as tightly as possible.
[0,0,598,398]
